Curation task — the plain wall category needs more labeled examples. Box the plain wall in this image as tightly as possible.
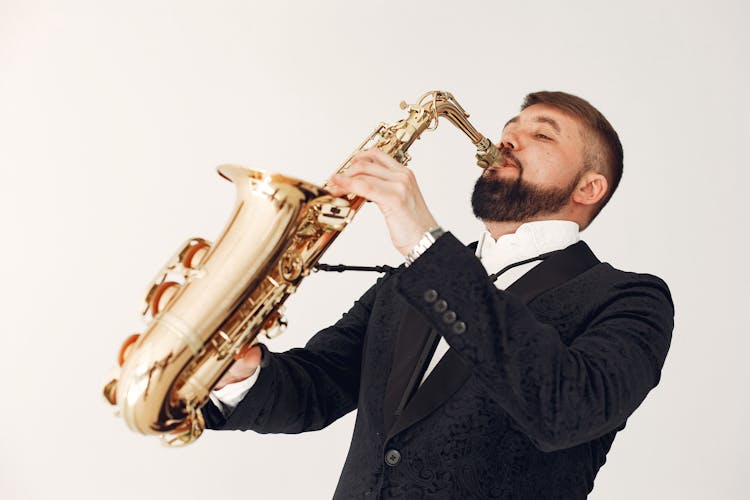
[1,1,748,498]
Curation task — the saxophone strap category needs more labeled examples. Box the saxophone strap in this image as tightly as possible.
[313,263,399,274]
[316,249,557,281]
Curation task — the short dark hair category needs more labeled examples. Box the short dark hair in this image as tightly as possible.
[521,91,623,225]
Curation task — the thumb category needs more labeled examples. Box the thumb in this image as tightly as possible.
[233,344,263,371]
[215,344,265,390]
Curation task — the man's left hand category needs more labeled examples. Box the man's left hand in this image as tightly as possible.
[326,148,439,257]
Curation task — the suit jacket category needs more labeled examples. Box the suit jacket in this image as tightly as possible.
[204,233,674,499]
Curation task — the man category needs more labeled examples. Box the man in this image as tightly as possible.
[203,91,674,499]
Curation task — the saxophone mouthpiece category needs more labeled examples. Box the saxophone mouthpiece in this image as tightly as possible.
[475,139,503,169]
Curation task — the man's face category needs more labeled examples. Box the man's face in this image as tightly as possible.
[471,104,588,222]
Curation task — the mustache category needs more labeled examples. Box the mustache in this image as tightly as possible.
[498,146,522,170]
[486,145,521,172]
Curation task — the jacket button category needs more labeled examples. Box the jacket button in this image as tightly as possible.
[423,289,438,303]
[452,321,466,334]
[433,299,448,313]
[442,310,457,324]
[384,449,401,466]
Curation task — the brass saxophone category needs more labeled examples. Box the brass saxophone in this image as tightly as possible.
[102,91,500,446]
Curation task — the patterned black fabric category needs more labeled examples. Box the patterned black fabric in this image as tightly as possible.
[204,233,674,499]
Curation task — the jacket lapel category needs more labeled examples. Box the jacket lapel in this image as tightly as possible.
[385,240,600,439]
[503,241,600,303]
[382,305,435,431]
[386,344,470,439]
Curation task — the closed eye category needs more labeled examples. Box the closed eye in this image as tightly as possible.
[535,133,552,140]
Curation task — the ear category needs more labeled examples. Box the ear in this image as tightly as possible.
[572,171,608,207]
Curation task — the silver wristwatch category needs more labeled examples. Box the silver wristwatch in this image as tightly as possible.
[405,226,445,267]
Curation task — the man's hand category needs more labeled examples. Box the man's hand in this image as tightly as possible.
[326,148,439,257]
[214,344,263,391]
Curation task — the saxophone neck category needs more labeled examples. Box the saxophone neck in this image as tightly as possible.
[427,91,502,169]
[336,91,501,178]
[431,91,481,143]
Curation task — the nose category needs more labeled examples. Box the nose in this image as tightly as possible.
[499,131,517,151]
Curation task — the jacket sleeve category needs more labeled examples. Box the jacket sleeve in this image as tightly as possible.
[394,232,674,452]
[203,275,384,434]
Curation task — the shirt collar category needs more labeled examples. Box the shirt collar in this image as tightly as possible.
[476,220,580,273]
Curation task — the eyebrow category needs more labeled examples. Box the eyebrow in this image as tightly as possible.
[503,116,519,129]
[503,115,561,133]
[535,116,561,133]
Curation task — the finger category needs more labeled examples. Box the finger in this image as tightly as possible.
[324,174,350,197]
[326,153,393,195]
[352,149,406,170]
[234,344,262,369]
[328,172,405,206]
[325,175,350,197]
[328,148,413,198]
[343,159,402,182]
[344,149,416,184]
[327,163,406,197]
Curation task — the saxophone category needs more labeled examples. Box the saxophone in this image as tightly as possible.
[102,91,500,446]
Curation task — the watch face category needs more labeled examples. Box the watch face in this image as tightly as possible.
[429,226,445,239]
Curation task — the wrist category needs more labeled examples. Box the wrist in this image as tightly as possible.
[404,226,445,267]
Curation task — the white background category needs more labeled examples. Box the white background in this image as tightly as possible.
[1,1,748,499]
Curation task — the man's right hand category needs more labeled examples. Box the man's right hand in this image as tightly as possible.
[214,344,263,391]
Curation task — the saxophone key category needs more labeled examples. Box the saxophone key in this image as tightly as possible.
[180,238,212,269]
[262,309,288,339]
[317,198,352,231]
[146,281,181,317]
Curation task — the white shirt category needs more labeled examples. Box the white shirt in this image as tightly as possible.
[211,220,581,415]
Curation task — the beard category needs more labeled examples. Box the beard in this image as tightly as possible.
[471,168,581,223]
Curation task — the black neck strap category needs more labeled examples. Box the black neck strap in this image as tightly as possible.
[316,250,560,283]
[313,263,398,274]
[487,250,560,283]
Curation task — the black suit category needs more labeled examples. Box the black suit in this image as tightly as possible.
[204,233,674,499]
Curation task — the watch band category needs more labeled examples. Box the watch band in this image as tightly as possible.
[405,226,445,267]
